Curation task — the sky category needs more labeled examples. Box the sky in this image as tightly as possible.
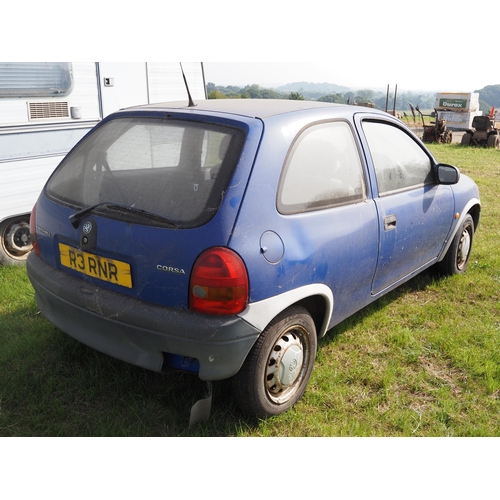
[6,1,499,95]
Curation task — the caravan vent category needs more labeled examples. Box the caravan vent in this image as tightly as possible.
[28,101,70,120]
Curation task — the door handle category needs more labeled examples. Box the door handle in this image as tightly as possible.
[384,214,397,231]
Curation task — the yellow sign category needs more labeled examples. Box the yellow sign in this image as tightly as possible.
[59,243,132,288]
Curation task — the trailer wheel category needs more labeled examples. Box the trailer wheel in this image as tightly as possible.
[0,217,33,266]
[487,134,500,149]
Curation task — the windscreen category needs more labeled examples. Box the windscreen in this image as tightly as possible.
[46,117,245,228]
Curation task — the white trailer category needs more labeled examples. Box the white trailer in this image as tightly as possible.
[0,62,206,265]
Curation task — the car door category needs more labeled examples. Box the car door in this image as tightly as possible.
[357,117,455,295]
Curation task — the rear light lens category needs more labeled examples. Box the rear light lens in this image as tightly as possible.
[189,247,249,315]
[29,203,40,256]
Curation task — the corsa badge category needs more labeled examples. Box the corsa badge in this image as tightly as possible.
[157,264,186,275]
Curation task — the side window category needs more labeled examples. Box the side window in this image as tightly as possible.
[278,121,365,214]
[362,121,433,195]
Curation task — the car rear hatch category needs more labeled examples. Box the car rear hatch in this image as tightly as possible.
[33,108,263,309]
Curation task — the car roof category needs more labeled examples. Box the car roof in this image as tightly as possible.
[133,98,347,119]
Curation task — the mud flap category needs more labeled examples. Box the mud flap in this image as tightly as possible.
[189,381,213,427]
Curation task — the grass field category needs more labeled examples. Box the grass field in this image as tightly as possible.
[0,144,499,437]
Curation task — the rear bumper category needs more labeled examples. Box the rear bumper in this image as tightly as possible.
[26,252,261,381]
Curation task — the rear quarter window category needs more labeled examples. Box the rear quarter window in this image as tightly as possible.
[278,121,366,214]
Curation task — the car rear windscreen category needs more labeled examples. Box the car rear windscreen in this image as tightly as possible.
[46,116,245,228]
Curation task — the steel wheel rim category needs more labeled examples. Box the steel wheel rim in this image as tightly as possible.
[457,224,472,270]
[2,221,32,260]
[264,324,311,404]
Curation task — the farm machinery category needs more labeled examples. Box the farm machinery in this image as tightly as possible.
[460,108,500,149]
[414,106,453,144]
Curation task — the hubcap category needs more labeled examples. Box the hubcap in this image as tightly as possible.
[5,221,32,256]
[457,225,471,270]
[265,326,308,403]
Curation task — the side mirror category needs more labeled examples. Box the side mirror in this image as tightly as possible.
[437,163,460,185]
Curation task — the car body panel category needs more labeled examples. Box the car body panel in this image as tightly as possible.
[352,112,457,293]
[28,251,261,380]
[34,109,265,309]
[229,109,377,328]
[26,99,481,384]
[437,192,480,261]
[370,184,455,294]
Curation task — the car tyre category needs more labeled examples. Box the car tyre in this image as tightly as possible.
[438,214,474,275]
[232,306,317,418]
[0,217,33,266]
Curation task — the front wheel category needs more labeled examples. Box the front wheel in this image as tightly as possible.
[232,306,317,417]
[437,214,474,275]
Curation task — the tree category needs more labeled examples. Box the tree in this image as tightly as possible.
[206,82,217,94]
[317,93,346,104]
[344,91,356,104]
[261,88,284,99]
[207,89,226,99]
[355,89,376,102]
[243,84,263,98]
[289,92,304,100]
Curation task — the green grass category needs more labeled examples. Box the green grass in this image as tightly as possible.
[1,144,499,436]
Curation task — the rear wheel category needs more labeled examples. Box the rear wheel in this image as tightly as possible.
[437,214,474,275]
[487,133,500,149]
[0,217,33,266]
[232,306,317,417]
[461,133,471,146]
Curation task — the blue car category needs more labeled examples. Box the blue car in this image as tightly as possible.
[27,99,480,418]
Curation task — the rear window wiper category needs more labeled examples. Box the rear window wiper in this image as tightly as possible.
[105,204,180,228]
[69,202,179,228]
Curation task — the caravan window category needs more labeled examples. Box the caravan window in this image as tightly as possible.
[0,62,73,97]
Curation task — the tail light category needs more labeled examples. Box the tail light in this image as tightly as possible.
[29,203,40,256]
[189,247,249,315]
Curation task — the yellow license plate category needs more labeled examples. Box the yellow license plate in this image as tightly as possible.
[59,243,132,288]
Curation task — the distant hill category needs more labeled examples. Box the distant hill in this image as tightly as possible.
[276,81,351,94]
[475,84,500,108]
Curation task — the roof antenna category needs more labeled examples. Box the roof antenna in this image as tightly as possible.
[180,63,197,107]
